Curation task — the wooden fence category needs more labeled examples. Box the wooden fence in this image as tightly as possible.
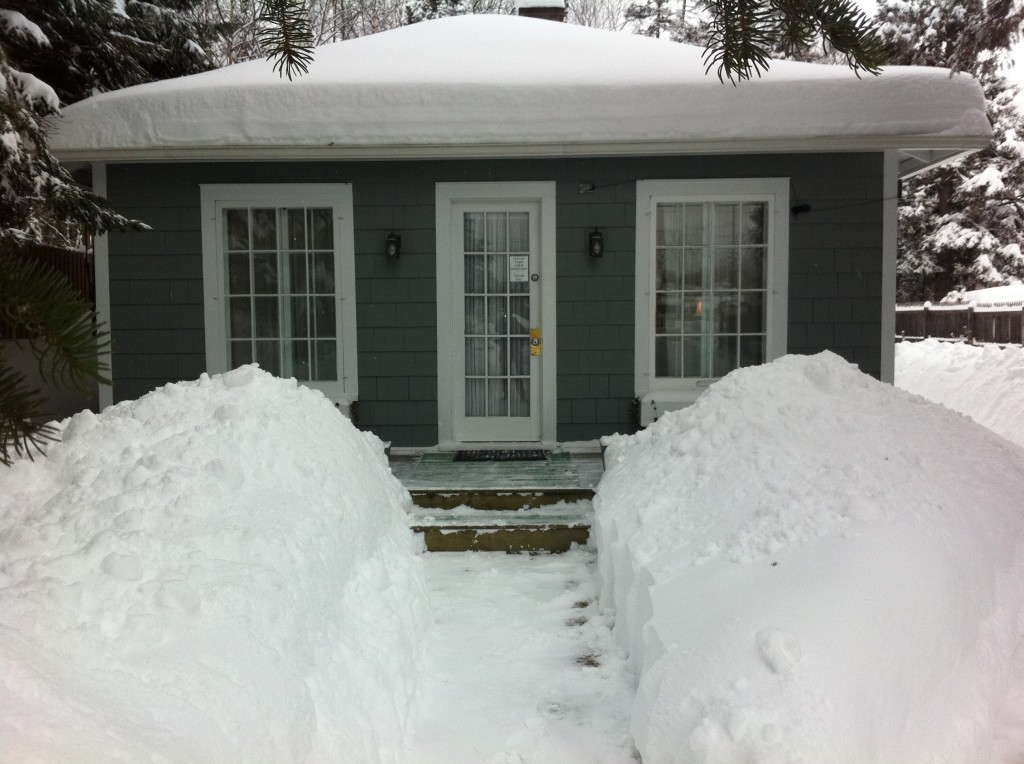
[1,245,95,341]
[895,301,1024,346]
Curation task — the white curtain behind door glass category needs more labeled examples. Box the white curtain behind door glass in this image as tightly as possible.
[464,211,531,418]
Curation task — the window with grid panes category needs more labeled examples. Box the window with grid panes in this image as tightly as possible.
[224,206,338,380]
[200,185,357,401]
[654,201,768,378]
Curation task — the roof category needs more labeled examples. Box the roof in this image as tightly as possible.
[50,14,991,171]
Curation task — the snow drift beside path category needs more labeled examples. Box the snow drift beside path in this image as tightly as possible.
[595,352,1024,763]
[0,366,427,763]
[897,339,1024,449]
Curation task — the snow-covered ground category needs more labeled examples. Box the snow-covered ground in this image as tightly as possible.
[408,550,635,763]
[595,351,1024,763]
[4,349,1024,763]
[896,338,1024,449]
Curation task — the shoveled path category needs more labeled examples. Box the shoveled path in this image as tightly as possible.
[408,549,638,763]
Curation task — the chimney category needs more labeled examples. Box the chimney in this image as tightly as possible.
[516,0,566,22]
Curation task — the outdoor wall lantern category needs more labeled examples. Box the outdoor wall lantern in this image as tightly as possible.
[385,232,401,258]
[588,229,604,259]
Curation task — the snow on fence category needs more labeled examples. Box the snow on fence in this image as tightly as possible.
[895,301,1024,346]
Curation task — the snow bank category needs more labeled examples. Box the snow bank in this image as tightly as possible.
[897,338,1024,450]
[594,352,1024,763]
[0,366,427,763]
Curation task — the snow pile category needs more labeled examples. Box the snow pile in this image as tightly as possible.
[897,338,1024,449]
[50,14,989,156]
[0,366,427,764]
[594,352,1024,763]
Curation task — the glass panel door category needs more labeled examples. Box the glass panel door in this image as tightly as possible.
[463,211,531,419]
[453,200,541,443]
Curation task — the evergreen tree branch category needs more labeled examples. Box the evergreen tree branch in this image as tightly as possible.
[257,0,315,79]
[0,352,55,466]
[0,251,110,392]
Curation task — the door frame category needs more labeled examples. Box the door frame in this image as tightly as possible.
[435,181,558,447]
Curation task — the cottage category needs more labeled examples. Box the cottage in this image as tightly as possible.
[51,10,990,447]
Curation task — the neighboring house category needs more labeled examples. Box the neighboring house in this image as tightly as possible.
[50,9,990,448]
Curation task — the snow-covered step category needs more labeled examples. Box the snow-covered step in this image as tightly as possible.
[409,487,595,510]
[409,501,593,553]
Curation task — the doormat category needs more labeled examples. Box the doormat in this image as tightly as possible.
[453,450,549,462]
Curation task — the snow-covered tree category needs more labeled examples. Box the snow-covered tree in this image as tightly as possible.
[879,0,1024,301]
[404,0,509,25]
[0,1,215,463]
[625,0,674,37]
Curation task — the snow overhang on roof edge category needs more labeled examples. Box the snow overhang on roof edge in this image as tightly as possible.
[47,15,993,172]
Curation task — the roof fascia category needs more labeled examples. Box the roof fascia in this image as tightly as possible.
[897,148,981,178]
[54,134,992,165]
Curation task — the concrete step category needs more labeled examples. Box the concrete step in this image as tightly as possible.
[409,502,593,553]
[410,488,595,511]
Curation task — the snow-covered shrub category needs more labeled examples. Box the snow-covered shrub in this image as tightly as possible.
[0,366,427,763]
[595,351,1024,762]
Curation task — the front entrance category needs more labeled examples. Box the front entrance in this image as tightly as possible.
[436,183,557,445]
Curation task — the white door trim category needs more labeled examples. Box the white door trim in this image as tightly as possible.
[436,181,557,446]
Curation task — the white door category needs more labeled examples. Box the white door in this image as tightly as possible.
[452,202,542,442]
[436,182,557,446]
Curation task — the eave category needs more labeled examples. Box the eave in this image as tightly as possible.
[55,134,991,178]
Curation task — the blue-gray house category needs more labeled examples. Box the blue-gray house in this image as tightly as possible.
[51,11,990,448]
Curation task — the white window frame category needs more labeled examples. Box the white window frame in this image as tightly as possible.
[200,183,358,401]
[634,178,789,422]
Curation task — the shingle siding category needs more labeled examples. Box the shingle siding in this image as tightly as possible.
[105,152,883,446]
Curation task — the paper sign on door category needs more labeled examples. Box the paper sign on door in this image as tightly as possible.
[509,255,530,282]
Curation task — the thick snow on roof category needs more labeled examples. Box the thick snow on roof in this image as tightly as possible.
[52,15,989,158]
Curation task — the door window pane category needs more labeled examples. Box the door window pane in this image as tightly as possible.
[466,379,486,416]
[230,297,252,338]
[226,209,249,250]
[252,209,277,250]
[465,255,485,293]
[510,378,529,417]
[740,247,765,289]
[313,252,334,293]
[311,209,333,249]
[508,213,529,252]
[253,252,278,294]
[742,203,766,245]
[487,254,508,293]
[486,212,507,252]
[465,337,485,376]
[487,379,508,417]
[464,212,485,252]
[465,296,485,335]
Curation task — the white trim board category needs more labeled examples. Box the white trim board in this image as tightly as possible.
[199,183,358,402]
[55,139,990,170]
[435,181,558,445]
[881,151,899,384]
[92,163,113,411]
